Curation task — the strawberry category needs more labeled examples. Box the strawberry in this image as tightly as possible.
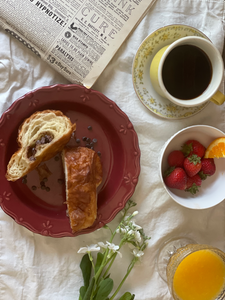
[182,140,206,158]
[199,158,216,180]
[167,150,185,168]
[185,174,202,194]
[183,154,202,177]
[164,167,187,190]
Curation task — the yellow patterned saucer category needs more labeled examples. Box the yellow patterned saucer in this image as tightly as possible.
[132,24,210,119]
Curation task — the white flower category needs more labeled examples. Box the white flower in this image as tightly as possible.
[132,221,142,231]
[128,229,134,236]
[98,242,108,249]
[77,244,100,254]
[98,241,121,257]
[134,230,142,243]
[132,248,144,258]
[106,241,119,251]
[98,241,119,251]
[132,211,138,216]
[116,228,126,234]
[98,241,122,258]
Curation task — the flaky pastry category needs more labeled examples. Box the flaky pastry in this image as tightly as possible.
[6,110,76,181]
[62,146,102,233]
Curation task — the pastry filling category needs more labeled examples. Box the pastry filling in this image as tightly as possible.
[27,133,54,161]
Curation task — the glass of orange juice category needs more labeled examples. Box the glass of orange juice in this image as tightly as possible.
[156,237,225,300]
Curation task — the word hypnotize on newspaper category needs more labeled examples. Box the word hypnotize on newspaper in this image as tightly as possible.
[0,0,157,88]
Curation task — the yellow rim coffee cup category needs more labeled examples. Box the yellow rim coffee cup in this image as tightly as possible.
[150,36,225,107]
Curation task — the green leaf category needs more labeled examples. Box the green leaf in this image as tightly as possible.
[79,286,87,300]
[95,278,114,300]
[119,292,135,300]
[187,154,201,165]
[163,166,175,177]
[95,252,104,274]
[181,143,192,157]
[80,254,92,287]
[185,183,200,195]
[198,170,208,180]
[83,277,95,300]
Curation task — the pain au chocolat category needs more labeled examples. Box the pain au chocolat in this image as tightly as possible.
[62,146,102,233]
[6,110,76,181]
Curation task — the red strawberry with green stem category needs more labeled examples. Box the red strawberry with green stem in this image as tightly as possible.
[185,174,202,195]
[182,140,206,158]
[199,158,216,180]
[183,154,202,177]
[164,167,187,190]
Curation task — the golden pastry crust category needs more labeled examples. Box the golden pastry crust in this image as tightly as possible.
[6,110,76,181]
[62,146,103,233]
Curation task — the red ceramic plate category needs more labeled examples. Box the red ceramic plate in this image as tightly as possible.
[0,84,140,237]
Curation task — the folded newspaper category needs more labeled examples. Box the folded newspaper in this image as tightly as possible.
[0,0,157,88]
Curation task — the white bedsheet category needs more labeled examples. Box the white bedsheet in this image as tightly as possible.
[0,0,225,299]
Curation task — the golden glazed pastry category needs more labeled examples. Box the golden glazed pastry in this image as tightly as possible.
[62,146,102,233]
[6,110,76,181]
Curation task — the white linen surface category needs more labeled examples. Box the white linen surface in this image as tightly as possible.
[1,0,225,299]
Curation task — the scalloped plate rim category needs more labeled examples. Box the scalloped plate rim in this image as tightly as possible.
[0,84,141,238]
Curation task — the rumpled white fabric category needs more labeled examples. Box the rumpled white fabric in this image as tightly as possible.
[1,0,225,299]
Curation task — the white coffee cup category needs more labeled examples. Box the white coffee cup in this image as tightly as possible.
[150,36,225,107]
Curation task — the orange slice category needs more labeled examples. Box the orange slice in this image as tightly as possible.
[205,137,225,158]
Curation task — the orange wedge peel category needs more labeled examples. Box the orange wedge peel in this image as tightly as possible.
[204,137,225,158]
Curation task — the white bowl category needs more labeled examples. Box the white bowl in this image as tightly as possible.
[159,125,225,209]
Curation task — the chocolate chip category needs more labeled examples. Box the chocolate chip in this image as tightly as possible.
[45,135,53,143]
[32,186,37,190]
[36,140,41,145]
[92,138,97,144]
[40,181,45,186]
[82,136,87,141]
[88,126,92,130]
[40,136,46,144]
[76,138,80,144]
[97,151,101,156]
[86,137,91,143]
[41,185,46,190]
[46,187,50,192]
[31,148,36,155]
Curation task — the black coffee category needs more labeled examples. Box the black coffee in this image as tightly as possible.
[162,45,212,100]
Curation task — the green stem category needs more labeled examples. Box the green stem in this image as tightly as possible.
[103,239,126,278]
[88,252,96,270]
[88,248,110,300]
[83,277,95,300]
[102,253,117,278]
[108,258,137,300]
[88,203,136,300]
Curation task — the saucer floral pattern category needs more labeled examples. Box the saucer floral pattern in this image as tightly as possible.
[132,25,209,119]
